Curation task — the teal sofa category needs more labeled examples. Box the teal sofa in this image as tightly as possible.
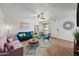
[17,31,32,41]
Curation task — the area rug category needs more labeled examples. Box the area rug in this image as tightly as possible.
[21,40,50,56]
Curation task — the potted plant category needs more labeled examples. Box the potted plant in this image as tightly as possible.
[74,31,79,45]
[74,31,79,55]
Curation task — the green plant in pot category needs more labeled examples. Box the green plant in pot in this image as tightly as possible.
[74,31,79,43]
[74,31,79,55]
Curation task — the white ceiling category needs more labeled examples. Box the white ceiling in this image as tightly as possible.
[0,3,77,23]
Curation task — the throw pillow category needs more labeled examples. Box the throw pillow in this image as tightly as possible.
[22,33,26,36]
[19,34,22,37]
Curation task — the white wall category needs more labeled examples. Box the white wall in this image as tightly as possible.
[49,9,77,42]
[0,9,5,36]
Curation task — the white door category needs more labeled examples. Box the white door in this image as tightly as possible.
[49,19,60,38]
